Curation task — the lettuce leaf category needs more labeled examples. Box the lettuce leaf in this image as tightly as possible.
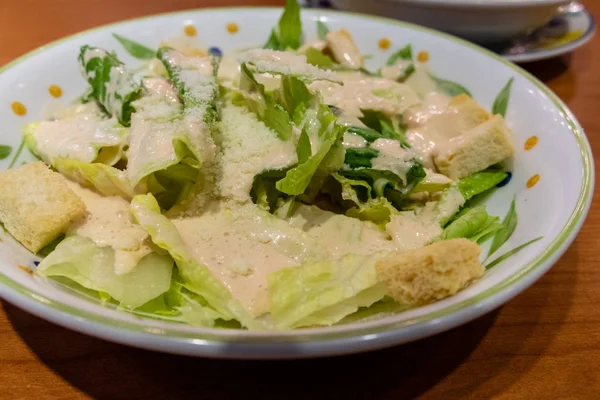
[37,236,173,309]
[53,158,140,199]
[127,77,209,212]
[130,194,259,329]
[78,46,141,126]
[457,170,508,200]
[438,206,501,241]
[22,119,128,166]
[263,0,302,50]
[276,103,345,195]
[359,109,410,148]
[268,253,387,329]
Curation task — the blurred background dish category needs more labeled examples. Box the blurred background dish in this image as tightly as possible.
[328,0,571,44]
[306,0,595,62]
[493,2,595,63]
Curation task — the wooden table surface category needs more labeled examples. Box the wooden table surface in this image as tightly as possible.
[1,0,599,398]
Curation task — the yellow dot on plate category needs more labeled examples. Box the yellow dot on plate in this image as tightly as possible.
[378,38,391,50]
[184,24,197,37]
[11,101,26,116]
[18,265,33,275]
[417,51,429,63]
[524,135,538,151]
[227,22,239,34]
[527,174,540,189]
[48,84,62,98]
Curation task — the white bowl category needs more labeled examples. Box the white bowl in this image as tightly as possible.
[0,7,593,359]
[330,0,571,43]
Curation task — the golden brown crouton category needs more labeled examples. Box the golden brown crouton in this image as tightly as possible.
[435,115,515,180]
[375,238,484,306]
[325,29,363,68]
[447,94,492,130]
[0,162,86,252]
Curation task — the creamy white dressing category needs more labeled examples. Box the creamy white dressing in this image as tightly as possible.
[309,73,421,118]
[404,92,476,168]
[297,39,327,54]
[65,180,152,275]
[33,118,125,164]
[342,132,367,149]
[143,77,180,103]
[325,29,363,68]
[288,205,396,259]
[436,186,465,224]
[216,104,297,202]
[380,60,413,81]
[239,49,339,82]
[370,138,415,183]
[173,203,327,316]
[385,207,442,251]
[127,117,181,185]
[217,53,241,83]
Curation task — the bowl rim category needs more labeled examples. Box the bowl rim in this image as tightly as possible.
[0,6,594,356]
[371,0,570,9]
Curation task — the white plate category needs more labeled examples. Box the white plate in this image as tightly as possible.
[0,7,593,359]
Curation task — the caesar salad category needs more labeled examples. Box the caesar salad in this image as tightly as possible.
[0,1,527,330]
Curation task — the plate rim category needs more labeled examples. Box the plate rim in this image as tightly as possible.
[0,6,594,356]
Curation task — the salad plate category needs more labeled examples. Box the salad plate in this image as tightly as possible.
[0,4,593,359]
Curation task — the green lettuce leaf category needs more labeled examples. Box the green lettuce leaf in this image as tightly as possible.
[78,45,141,126]
[130,194,259,329]
[317,20,329,40]
[112,33,156,60]
[438,206,501,241]
[263,0,302,50]
[492,77,514,118]
[359,109,410,148]
[386,44,412,65]
[268,253,387,329]
[37,236,173,309]
[428,73,472,98]
[276,103,345,195]
[457,170,508,200]
[157,47,219,123]
[53,158,140,199]
[488,196,518,257]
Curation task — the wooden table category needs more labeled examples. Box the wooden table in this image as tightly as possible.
[1,1,599,398]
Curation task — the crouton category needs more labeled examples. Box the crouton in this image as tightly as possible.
[375,238,484,306]
[434,115,515,179]
[325,29,363,68]
[447,94,492,130]
[0,162,86,252]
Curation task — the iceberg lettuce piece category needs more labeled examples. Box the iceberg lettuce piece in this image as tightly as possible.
[78,45,142,126]
[126,77,211,212]
[22,119,128,167]
[130,194,260,329]
[268,253,387,329]
[37,236,173,309]
[53,158,141,199]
